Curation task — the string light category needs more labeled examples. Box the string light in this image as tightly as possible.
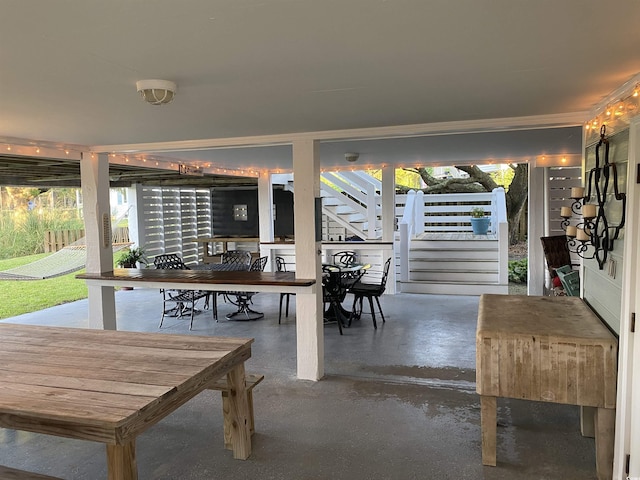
[587,83,640,142]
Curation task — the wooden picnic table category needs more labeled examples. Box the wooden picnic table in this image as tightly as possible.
[0,323,254,479]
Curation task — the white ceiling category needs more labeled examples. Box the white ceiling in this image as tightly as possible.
[1,0,639,171]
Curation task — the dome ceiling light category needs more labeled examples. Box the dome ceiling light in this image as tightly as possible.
[136,79,177,105]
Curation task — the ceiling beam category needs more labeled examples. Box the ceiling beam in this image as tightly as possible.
[91,112,588,154]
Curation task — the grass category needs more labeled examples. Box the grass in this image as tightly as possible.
[0,254,88,319]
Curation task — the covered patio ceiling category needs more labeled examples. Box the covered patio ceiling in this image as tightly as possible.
[1,1,639,176]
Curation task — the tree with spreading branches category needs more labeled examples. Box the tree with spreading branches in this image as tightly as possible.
[400,165,528,244]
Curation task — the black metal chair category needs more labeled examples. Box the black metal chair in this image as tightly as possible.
[221,250,252,269]
[153,254,212,330]
[331,250,358,267]
[349,258,391,329]
[275,256,294,324]
[225,256,268,320]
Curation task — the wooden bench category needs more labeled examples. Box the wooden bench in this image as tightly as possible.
[0,465,63,480]
[209,373,265,450]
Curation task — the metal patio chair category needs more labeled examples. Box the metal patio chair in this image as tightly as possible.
[153,254,212,330]
[224,256,268,321]
[349,258,391,329]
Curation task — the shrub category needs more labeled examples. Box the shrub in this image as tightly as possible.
[508,258,528,283]
[0,209,83,259]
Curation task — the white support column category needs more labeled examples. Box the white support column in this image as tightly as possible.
[528,164,546,296]
[381,165,397,293]
[127,184,144,248]
[381,165,395,242]
[293,139,323,380]
[258,172,275,270]
[81,152,116,330]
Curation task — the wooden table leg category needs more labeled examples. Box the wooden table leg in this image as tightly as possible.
[226,363,252,460]
[594,407,615,480]
[480,395,497,466]
[106,440,137,480]
[580,406,597,438]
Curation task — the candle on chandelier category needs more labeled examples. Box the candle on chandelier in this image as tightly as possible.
[566,225,577,237]
[571,187,584,199]
[582,204,597,219]
[576,228,590,242]
[560,206,572,218]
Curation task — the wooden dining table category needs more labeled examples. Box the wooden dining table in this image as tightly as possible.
[0,323,254,480]
[78,268,316,295]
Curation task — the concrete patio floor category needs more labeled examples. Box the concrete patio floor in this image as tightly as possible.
[0,289,597,479]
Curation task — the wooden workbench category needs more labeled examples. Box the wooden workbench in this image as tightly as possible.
[476,294,618,480]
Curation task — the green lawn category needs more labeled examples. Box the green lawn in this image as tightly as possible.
[0,254,88,319]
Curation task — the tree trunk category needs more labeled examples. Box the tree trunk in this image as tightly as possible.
[504,164,528,245]
[402,164,529,245]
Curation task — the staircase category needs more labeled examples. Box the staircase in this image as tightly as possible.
[399,233,508,295]
[279,171,382,240]
[320,171,382,240]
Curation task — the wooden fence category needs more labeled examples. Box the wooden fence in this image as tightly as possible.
[44,227,130,252]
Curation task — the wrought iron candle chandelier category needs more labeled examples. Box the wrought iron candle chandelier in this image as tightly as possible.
[560,125,626,270]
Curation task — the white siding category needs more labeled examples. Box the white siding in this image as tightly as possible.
[582,128,629,334]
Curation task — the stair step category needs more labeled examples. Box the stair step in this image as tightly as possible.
[410,255,497,262]
[411,243,498,251]
[410,271,498,282]
[410,262,498,272]
[400,281,509,296]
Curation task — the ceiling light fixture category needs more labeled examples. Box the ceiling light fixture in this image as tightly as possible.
[136,79,177,105]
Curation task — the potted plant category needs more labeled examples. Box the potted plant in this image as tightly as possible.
[470,207,490,235]
[116,246,147,268]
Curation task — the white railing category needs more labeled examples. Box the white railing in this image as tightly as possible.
[397,188,508,283]
[396,188,507,234]
[260,241,396,294]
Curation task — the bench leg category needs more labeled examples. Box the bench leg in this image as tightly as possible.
[480,395,497,466]
[223,389,255,450]
[580,406,596,438]
[594,407,615,480]
[106,440,137,480]
[225,364,252,459]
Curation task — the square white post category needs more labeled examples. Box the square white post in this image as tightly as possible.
[293,139,323,380]
[258,172,275,270]
[81,152,116,330]
[527,164,546,296]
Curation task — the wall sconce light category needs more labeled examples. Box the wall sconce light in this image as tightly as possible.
[345,152,359,163]
[560,125,626,270]
[233,204,248,221]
